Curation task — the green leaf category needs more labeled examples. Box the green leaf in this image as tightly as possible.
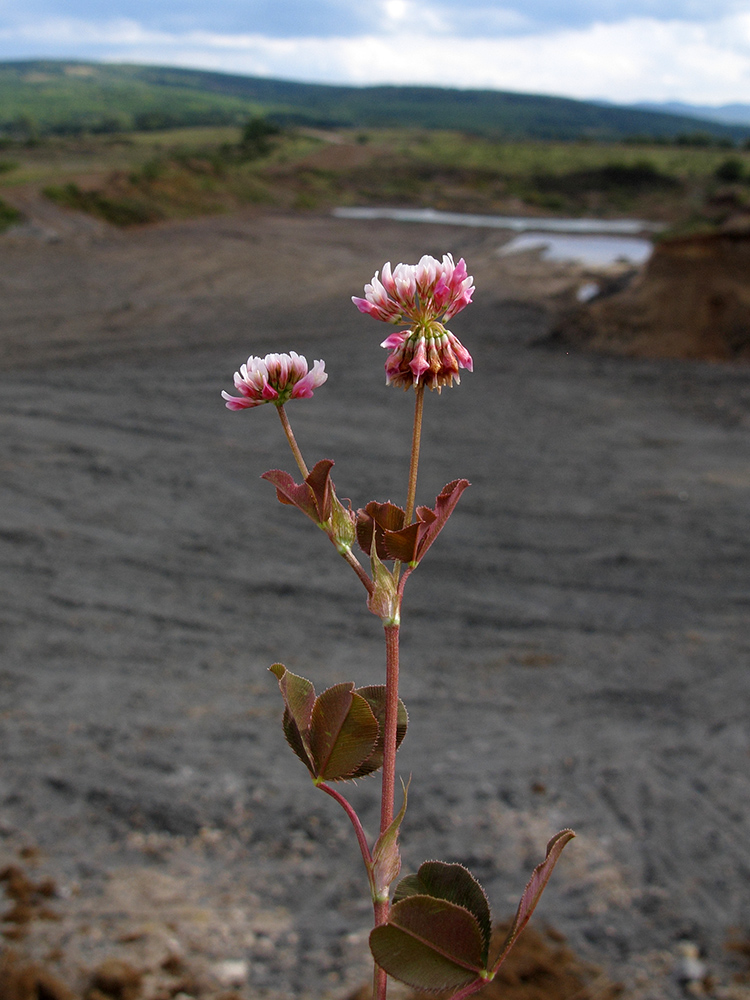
[393,861,492,963]
[310,683,379,781]
[491,829,575,974]
[351,685,408,778]
[370,895,485,992]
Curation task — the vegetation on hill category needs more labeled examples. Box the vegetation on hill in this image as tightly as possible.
[1,121,748,233]
[1,60,750,145]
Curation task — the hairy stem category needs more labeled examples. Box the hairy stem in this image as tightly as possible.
[276,404,309,479]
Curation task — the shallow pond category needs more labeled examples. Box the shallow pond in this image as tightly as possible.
[332,205,663,236]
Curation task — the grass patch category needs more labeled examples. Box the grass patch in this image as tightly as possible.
[44,181,161,225]
[0,196,22,230]
[3,124,748,228]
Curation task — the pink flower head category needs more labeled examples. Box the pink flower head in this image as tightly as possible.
[352,254,474,391]
[381,326,473,392]
[222,351,327,410]
[352,254,474,327]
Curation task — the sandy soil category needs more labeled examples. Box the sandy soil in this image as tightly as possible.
[1,201,750,1000]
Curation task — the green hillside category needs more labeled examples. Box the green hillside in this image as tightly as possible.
[1,60,749,143]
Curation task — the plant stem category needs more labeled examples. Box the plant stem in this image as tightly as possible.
[448,978,491,1000]
[341,548,375,594]
[318,782,373,871]
[404,383,425,525]
[380,624,401,837]
[276,404,308,479]
[373,621,401,1000]
[373,955,388,1000]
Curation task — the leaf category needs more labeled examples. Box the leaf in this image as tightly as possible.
[356,501,406,559]
[281,706,315,775]
[305,459,335,522]
[393,861,492,963]
[370,895,485,992]
[270,665,316,774]
[261,469,318,519]
[351,685,408,778]
[382,521,421,563]
[382,479,470,567]
[309,683,379,781]
[491,829,575,974]
[370,779,409,901]
[411,478,470,564]
[261,460,337,526]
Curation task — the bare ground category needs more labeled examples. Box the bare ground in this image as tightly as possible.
[1,201,750,1000]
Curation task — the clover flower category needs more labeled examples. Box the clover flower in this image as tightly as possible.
[352,254,474,391]
[353,254,474,326]
[222,352,327,410]
[380,326,473,391]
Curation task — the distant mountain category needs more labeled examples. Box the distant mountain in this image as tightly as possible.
[1,60,749,143]
[634,101,750,127]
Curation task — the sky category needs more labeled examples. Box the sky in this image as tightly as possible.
[1,0,750,106]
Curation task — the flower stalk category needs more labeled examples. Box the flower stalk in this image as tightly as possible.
[404,383,425,526]
[276,404,308,479]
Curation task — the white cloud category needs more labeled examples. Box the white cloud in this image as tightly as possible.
[1,12,750,104]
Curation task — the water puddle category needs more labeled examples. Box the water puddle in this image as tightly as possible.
[332,205,663,236]
[498,232,653,268]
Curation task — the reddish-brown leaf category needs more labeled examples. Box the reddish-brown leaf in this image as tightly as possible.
[491,829,575,974]
[351,685,408,777]
[393,861,491,963]
[370,895,485,992]
[309,684,379,781]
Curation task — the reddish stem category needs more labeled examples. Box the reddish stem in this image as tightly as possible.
[362,548,405,1000]
[341,547,375,594]
[448,978,491,1000]
[371,621,402,1000]
[380,623,401,838]
[318,782,373,870]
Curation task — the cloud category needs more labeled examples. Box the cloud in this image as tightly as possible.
[0,10,749,104]
[2,0,748,39]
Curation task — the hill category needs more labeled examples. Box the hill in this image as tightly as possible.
[2,60,750,143]
[633,101,750,128]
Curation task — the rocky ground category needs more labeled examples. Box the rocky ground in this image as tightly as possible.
[1,201,750,1000]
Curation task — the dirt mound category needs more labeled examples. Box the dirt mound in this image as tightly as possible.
[0,950,76,1000]
[473,922,622,1000]
[550,223,750,360]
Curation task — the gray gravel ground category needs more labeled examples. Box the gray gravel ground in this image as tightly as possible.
[1,209,750,998]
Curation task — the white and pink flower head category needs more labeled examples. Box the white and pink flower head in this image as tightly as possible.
[222,351,327,410]
[353,254,474,391]
[353,253,474,327]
